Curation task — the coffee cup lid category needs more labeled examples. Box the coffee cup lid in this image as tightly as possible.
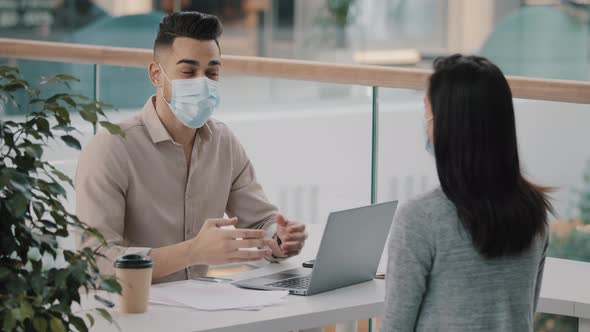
[114,254,154,269]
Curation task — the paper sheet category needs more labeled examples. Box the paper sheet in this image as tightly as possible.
[150,281,288,311]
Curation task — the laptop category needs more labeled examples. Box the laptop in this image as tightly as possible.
[233,201,398,296]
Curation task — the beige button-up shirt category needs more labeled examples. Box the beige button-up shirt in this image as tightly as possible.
[76,97,278,283]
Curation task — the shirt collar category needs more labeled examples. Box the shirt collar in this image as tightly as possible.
[198,121,213,142]
[141,96,213,144]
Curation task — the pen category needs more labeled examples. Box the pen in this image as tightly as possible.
[94,294,115,308]
[192,276,233,283]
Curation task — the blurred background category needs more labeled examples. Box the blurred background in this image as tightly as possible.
[0,1,589,330]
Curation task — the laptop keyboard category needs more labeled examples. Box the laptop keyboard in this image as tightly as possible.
[266,275,311,290]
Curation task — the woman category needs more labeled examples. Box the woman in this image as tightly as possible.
[380,55,552,332]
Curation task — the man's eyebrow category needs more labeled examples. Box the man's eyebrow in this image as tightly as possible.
[176,59,199,66]
[209,60,221,66]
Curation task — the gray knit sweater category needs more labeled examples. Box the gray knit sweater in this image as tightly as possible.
[380,188,548,332]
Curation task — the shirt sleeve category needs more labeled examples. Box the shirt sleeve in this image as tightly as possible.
[224,127,279,233]
[75,129,138,275]
[380,202,434,332]
[125,247,152,256]
[533,233,549,312]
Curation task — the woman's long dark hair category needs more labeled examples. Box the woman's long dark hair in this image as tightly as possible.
[428,54,553,258]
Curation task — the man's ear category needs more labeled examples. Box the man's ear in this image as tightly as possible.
[148,62,162,88]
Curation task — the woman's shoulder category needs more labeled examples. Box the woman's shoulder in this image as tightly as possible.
[395,187,456,232]
[401,187,453,216]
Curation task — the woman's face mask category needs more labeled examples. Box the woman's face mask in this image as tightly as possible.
[423,115,434,156]
[159,64,221,129]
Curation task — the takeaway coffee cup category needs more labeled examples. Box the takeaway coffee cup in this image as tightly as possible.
[113,254,153,313]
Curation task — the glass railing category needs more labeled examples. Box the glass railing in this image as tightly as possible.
[1,39,589,332]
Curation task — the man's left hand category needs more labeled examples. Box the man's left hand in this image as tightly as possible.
[270,214,307,258]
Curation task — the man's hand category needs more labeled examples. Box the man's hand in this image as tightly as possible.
[270,214,307,258]
[188,217,273,265]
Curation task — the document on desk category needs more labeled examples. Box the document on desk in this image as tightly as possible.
[149,280,288,311]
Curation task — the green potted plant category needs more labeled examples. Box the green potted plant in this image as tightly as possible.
[535,162,590,331]
[547,162,590,262]
[317,0,357,48]
[579,162,590,226]
[0,65,123,331]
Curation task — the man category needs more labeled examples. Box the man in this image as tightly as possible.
[76,11,307,284]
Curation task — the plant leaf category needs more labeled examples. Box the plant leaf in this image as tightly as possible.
[49,316,66,332]
[7,192,29,218]
[0,173,9,190]
[3,310,16,331]
[61,135,81,150]
[63,96,76,107]
[54,106,70,123]
[33,201,45,219]
[24,144,43,159]
[33,317,48,332]
[71,94,90,100]
[11,307,23,322]
[0,266,10,279]
[83,228,106,245]
[4,80,29,92]
[9,178,33,199]
[79,110,98,124]
[0,65,19,74]
[40,74,80,87]
[36,117,52,136]
[99,121,125,137]
[50,168,73,187]
[20,299,34,319]
[96,308,113,323]
[85,313,95,327]
[100,278,122,294]
[55,269,68,288]
[69,315,88,332]
[52,124,79,133]
[55,74,80,82]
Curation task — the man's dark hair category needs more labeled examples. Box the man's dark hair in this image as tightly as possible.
[154,11,222,57]
[428,54,553,259]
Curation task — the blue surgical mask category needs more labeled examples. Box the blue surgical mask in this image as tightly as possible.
[159,64,220,129]
[423,116,434,156]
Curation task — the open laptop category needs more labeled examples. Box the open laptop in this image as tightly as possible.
[233,201,398,296]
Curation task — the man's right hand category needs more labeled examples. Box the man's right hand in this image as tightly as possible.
[188,217,272,266]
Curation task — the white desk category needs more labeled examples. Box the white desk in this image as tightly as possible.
[85,224,590,332]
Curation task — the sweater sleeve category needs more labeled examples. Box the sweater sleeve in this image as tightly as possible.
[380,201,435,332]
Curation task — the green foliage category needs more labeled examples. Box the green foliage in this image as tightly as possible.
[317,0,356,28]
[535,313,578,332]
[326,0,355,26]
[579,163,590,225]
[546,162,590,263]
[0,66,122,331]
[537,162,590,331]
[547,228,590,263]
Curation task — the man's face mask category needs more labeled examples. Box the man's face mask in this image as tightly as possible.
[159,64,221,129]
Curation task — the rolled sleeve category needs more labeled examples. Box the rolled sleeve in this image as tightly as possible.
[125,247,152,256]
[75,129,132,275]
[223,127,284,262]
[225,128,278,231]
